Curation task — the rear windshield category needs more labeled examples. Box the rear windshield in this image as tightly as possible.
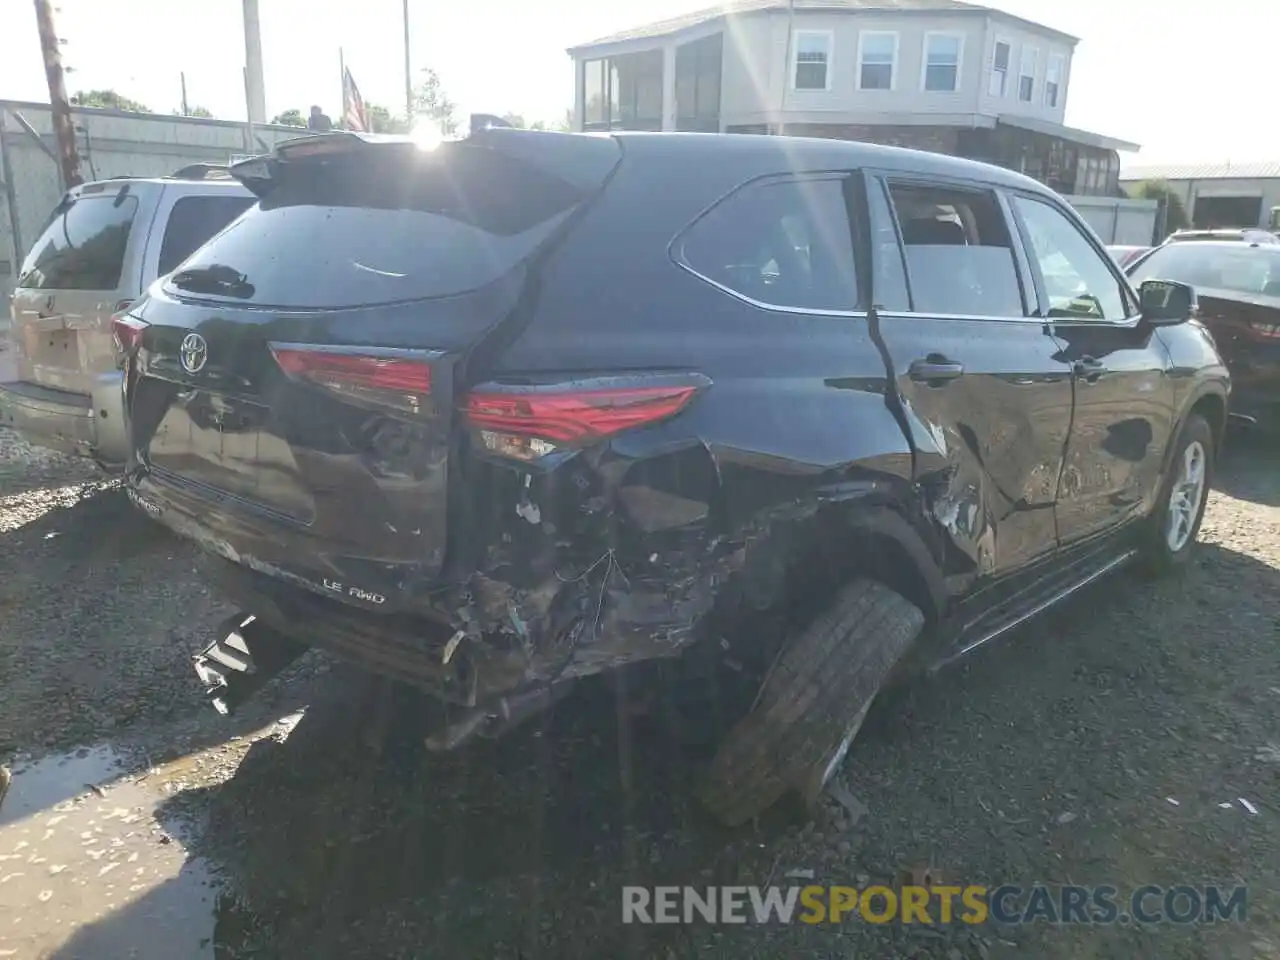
[18,193,140,290]
[166,146,589,308]
[1130,244,1280,299]
[157,194,255,276]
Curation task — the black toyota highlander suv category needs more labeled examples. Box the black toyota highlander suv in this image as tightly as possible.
[117,129,1229,825]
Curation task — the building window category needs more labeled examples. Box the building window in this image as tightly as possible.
[675,33,723,132]
[988,39,1011,97]
[1018,46,1037,102]
[922,33,963,92]
[1045,53,1064,108]
[857,31,897,90]
[793,31,832,90]
[582,50,664,132]
[584,59,607,126]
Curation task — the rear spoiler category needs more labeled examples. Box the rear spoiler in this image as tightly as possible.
[229,117,619,199]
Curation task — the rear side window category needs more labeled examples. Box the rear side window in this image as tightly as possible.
[884,181,1025,317]
[678,177,860,311]
[166,146,590,308]
[157,195,255,276]
[18,194,139,290]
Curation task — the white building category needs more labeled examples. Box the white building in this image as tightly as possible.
[1119,162,1280,230]
[567,0,1138,196]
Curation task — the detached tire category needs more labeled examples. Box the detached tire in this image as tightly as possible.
[696,577,924,826]
[1140,413,1214,577]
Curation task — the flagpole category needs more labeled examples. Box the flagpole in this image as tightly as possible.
[339,47,346,130]
[402,0,413,123]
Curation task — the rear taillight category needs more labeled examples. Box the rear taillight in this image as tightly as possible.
[463,382,700,461]
[270,345,435,416]
[111,304,147,358]
[1249,320,1280,339]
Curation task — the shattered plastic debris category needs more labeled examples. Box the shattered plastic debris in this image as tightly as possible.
[1165,797,1180,806]
[784,868,815,880]
[828,781,870,826]
[1238,798,1259,815]
[441,630,465,665]
[1218,802,1234,809]
[1055,811,1077,825]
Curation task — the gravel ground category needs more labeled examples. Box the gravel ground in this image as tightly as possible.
[1,425,1278,959]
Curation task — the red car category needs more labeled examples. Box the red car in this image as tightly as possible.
[1107,245,1152,268]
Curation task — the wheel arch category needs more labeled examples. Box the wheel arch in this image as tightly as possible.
[1167,386,1228,475]
[727,497,946,629]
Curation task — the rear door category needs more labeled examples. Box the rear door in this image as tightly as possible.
[11,184,149,393]
[865,173,1075,579]
[1008,190,1176,544]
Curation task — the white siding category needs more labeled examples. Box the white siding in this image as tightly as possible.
[721,14,780,123]
[568,9,1078,132]
[771,11,985,120]
[975,15,1073,124]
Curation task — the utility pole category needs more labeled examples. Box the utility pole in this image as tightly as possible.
[242,0,266,124]
[403,0,414,122]
[33,0,81,188]
[180,71,189,116]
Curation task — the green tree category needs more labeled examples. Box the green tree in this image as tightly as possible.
[550,107,574,132]
[365,103,410,134]
[1129,179,1190,234]
[176,105,213,119]
[270,108,306,127]
[71,89,152,113]
[501,112,527,129]
[411,68,458,136]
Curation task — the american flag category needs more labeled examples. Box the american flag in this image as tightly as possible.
[342,67,369,132]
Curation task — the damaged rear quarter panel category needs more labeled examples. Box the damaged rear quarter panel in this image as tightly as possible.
[448,140,939,684]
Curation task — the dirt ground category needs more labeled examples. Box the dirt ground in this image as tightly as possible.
[1,423,1278,960]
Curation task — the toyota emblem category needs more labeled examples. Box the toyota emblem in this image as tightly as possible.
[180,332,208,374]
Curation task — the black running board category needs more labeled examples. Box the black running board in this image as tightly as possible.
[930,548,1138,672]
[193,613,308,714]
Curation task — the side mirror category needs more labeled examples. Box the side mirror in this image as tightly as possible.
[1139,279,1196,325]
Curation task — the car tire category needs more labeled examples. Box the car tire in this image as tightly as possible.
[695,577,924,827]
[1140,413,1214,577]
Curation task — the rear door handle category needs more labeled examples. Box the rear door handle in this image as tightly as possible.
[1072,356,1106,382]
[908,357,965,384]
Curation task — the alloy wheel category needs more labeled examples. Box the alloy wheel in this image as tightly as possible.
[1165,439,1207,553]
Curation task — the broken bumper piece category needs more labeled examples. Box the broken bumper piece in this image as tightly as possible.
[193,612,308,714]
[422,680,576,751]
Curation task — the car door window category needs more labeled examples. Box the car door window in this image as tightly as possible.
[18,194,140,290]
[883,181,1026,317]
[157,195,255,276]
[1012,194,1129,321]
[678,176,860,311]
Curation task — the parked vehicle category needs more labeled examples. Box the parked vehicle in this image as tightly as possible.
[1107,244,1151,268]
[1,166,254,469]
[1166,228,1280,246]
[118,130,1228,824]
[1128,239,1280,428]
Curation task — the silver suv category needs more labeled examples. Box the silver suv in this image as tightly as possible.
[1,165,254,469]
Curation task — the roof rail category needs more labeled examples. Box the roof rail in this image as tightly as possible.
[167,162,235,181]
